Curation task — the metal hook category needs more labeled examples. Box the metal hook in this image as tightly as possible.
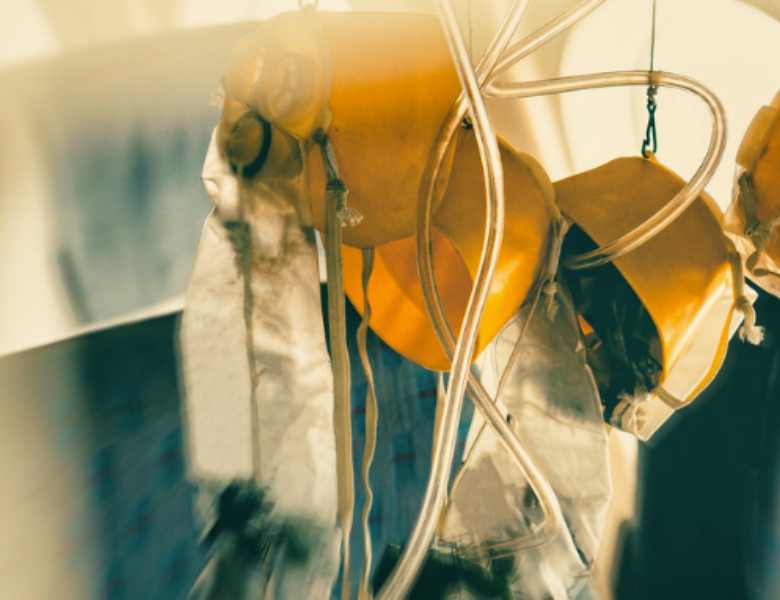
[642,0,659,157]
[642,85,659,157]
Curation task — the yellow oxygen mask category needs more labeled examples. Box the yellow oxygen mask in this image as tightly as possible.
[342,126,554,371]
[724,90,780,297]
[556,155,738,440]
[222,9,462,246]
[221,9,555,371]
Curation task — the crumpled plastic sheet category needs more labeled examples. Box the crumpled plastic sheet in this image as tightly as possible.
[563,227,662,433]
[440,275,611,600]
[180,126,340,598]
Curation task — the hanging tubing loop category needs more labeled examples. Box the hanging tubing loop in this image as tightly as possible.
[486,70,727,270]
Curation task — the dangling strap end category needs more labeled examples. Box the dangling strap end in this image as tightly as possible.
[726,235,764,345]
[316,131,363,228]
[736,296,764,345]
[338,205,364,228]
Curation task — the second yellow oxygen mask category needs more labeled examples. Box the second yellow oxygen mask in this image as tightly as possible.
[724,90,780,297]
[556,155,735,439]
[342,126,554,371]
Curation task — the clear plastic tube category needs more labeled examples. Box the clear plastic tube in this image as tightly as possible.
[415,209,564,560]
[440,0,607,179]
[411,0,608,568]
[486,70,728,269]
[373,0,507,597]
[402,0,604,576]
[492,0,607,80]
[378,3,630,596]
[475,0,533,81]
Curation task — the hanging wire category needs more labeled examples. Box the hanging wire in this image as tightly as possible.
[468,0,474,64]
[642,0,658,157]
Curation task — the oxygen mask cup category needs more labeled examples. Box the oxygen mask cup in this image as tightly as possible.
[439,274,611,600]
[555,156,741,440]
[180,115,340,599]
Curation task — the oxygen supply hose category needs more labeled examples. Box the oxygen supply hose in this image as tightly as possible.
[375,0,507,597]
[412,0,599,568]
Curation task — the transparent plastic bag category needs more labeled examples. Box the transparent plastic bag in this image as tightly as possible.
[564,226,662,431]
[180,121,340,599]
[439,275,611,600]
